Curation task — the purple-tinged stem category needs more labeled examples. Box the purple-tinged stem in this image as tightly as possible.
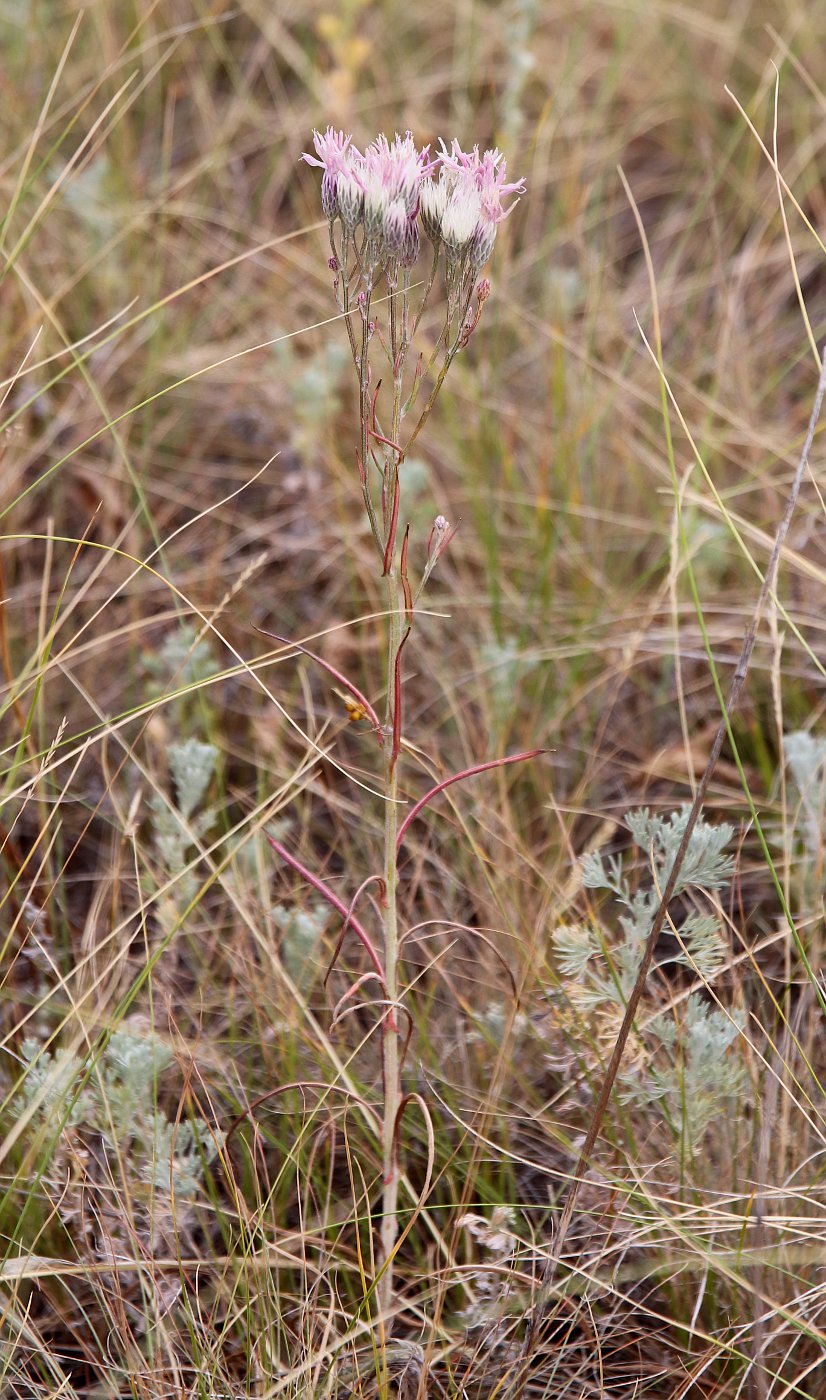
[382,472,401,577]
[267,835,386,984]
[254,626,383,742]
[396,749,547,853]
[400,527,412,619]
[390,630,410,773]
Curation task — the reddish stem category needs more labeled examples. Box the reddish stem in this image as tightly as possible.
[255,626,383,742]
[225,1080,377,1144]
[267,836,386,984]
[370,427,403,454]
[390,628,410,773]
[324,873,386,987]
[395,748,547,853]
[332,971,386,1026]
[382,472,401,576]
[400,526,412,619]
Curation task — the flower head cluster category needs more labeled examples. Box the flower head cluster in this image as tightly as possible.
[363,132,436,265]
[303,128,434,266]
[431,140,526,266]
[303,128,524,269]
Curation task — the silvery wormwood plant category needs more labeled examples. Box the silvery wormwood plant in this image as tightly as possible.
[554,807,745,1150]
[149,737,219,930]
[18,1030,222,1267]
[263,129,540,1325]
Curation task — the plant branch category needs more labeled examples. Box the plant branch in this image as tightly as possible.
[267,836,386,985]
[253,626,383,741]
[396,749,547,853]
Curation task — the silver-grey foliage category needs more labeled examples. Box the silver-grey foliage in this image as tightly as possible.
[18,1029,222,1250]
[151,738,219,916]
[555,806,744,1148]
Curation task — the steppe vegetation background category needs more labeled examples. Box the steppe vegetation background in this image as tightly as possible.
[2,1,826,1396]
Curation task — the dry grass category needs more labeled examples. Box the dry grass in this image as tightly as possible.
[2,1,826,1396]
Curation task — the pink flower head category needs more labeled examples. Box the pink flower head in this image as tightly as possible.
[302,126,358,173]
[441,181,482,254]
[302,126,365,223]
[436,138,526,263]
[362,131,437,236]
[439,141,524,207]
[419,176,448,240]
[483,150,526,214]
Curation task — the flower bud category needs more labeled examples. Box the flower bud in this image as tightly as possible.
[400,216,420,268]
[441,186,482,255]
[426,512,456,564]
[382,197,408,258]
[470,218,497,268]
[419,178,447,242]
[337,169,364,230]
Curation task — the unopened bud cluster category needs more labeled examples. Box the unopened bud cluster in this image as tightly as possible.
[303,129,524,273]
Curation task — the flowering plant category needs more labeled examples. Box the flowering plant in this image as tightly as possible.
[302,128,524,558]
[274,128,532,1330]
